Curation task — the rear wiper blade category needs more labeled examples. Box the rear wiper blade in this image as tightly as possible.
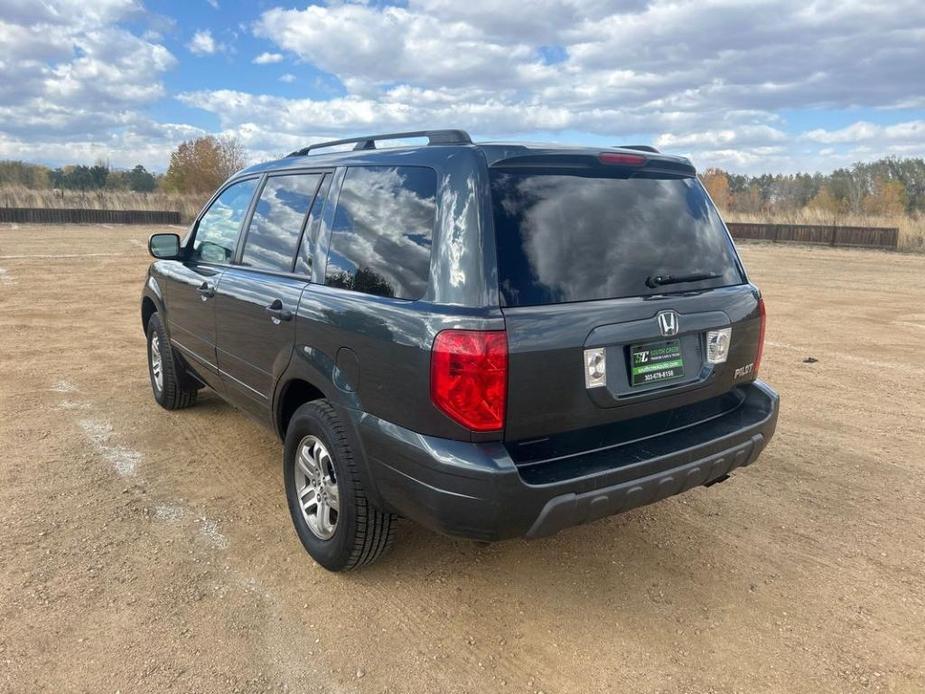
[646,272,721,289]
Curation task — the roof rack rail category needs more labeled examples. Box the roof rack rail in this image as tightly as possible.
[618,145,660,153]
[288,129,472,157]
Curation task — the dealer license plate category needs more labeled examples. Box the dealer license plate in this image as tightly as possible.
[630,340,684,387]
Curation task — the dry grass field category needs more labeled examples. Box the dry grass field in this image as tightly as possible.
[2,185,924,251]
[0,186,206,222]
[725,208,925,253]
[1,224,924,693]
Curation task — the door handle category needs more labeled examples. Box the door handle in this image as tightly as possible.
[197,282,215,299]
[265,299,293,322]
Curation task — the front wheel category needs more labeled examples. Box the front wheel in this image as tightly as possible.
[284,400,396,571]
[146,312,198,410]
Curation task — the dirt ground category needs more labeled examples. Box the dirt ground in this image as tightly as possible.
[1,224,923,694]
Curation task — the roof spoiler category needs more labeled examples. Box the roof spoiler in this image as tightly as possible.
[288,130,472,157]
[618,145,660,153]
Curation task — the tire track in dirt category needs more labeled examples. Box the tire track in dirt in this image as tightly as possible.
[53,380,237,556]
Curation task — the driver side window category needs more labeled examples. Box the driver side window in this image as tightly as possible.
[192,178,259,264]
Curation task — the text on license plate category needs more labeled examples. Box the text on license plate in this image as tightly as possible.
[630,339,684,386]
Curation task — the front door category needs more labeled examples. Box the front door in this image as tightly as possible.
[162,177,260,385]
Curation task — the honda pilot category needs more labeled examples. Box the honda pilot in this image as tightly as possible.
[141,130,779,571]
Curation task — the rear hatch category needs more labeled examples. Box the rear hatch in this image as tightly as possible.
[490,151,764,448]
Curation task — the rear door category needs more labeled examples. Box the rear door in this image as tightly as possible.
[490,159,764,442]
[214,171,328,416]
[162,177,259,383]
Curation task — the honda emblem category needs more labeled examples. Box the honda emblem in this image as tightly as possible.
[657,310,680,337]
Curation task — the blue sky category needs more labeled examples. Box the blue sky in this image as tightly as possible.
[1,0,924,174]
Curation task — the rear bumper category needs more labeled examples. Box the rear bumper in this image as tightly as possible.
[346,381,779,541]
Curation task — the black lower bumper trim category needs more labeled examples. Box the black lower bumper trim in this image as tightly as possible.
[347,381,779,541]
[525,432,765,538]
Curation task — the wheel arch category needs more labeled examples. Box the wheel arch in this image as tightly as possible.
[275,378,326,440]
[141,273,166,335]
[141,296,158,334]
[273,365,382,509]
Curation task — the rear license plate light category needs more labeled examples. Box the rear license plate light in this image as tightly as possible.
[584,347,607,388]
[706,327,732,364]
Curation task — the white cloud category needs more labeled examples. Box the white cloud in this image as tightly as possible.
[802,121,925,145]
[656,126,789,150]
[0,3,176,135]
[3,0,925,174]
[234,0,925,173]
[187,29,219,56]
[254,5,543,91]
[0,0,186,168]
[651,120,925,174]
[253,0,925,113]
[0,0,142,26]
[253,51,283,64]
[0,121,206,171]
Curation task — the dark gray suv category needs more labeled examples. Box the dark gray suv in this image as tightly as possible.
[142,130,779,571]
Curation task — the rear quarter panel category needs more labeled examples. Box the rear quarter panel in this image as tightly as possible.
[292,286,504,441]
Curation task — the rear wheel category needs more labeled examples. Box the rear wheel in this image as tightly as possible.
[284,400,396,571]
[146,312,197,410]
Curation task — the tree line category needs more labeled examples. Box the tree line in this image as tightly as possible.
[4,139,923,220]
[700,157,925,217]
[0,135,248,196]
[0,160,158,192]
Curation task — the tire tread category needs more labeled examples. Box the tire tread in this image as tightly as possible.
[147,313,198,411]
[291,400,395,570]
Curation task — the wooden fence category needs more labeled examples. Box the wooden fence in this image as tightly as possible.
[727,222,898,250]
[0,208,181,225]
[0,208,900,250]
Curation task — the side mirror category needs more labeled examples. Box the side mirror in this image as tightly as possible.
[148,233,181,260]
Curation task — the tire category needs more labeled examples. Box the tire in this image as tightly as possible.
[146,312,198,411]
[284,400,396,571]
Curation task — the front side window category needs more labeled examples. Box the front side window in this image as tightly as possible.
[192,178,259,264]
[241,174,322,272]
[324,166,437,300]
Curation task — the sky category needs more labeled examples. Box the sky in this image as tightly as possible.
[1,0,924,175]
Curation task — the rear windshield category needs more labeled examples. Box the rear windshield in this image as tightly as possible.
[490,171,745,307]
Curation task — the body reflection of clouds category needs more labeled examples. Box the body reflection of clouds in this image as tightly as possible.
[324,166,437,300]
[492,173,742,307]
[193,179,259,263]
[243,174,321,272]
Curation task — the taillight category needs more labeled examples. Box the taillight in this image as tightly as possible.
[598,152,646,167]
[754,297,767,376]
[431,330,507,432]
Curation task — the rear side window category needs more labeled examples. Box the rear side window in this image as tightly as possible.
[241,173,322,272]
[490,172,744,306]
[324,166,437,300]
[192,178,259,264]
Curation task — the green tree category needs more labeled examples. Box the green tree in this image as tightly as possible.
[89,163,109,189]
[126,164,157,192]
[53,165,96,190]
